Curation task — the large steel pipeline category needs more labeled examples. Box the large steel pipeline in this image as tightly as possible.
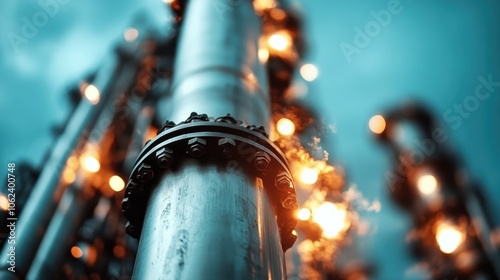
[132,161,286,279]
[128,0,295,279]
[166,0,270,130]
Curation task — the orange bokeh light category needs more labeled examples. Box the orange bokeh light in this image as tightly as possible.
[436,222,465,254]
[300,168,318,185]
[369,115,386,134]
[276,118,295,136]
[109,175,125,192]
[71,246,83,258]
[83,84,100,105]
[0,195,9,211]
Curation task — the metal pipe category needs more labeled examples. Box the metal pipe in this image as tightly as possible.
[25,179,97,279]
[132,0,287,279]
[0,55,119,279]
[133,161,285,279]
[464,188,500,278]
[25,44,152,279]
[167,0,270,129]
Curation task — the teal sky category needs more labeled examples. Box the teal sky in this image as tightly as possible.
[300,1,500,279]
[1,1,499,279]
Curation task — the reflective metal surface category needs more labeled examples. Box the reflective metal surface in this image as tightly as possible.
[131,0,286,278]
[133,160,285,279]
[168,0,270,130]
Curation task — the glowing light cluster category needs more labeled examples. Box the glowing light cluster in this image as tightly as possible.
[276,118,295,136]
[436,222,465,254]
[71,246,83,259]
[269,84,351,274]
[417,174,438,195]
[267,31,292,52]
[61,155,79,184]
[297,208,311,221]
[0,195,9,211]
[269,8,286,21]
[300,64,319,82]
[253,0,276,13]
[62,168,76,184]
[300,167,319,185]
[83,84,100,105]
[369,115,386,135]
[109,175,125,192]
[258,48,269,63]
[313,202,348,239]
[80,155,100,173]
[124,28,139,42]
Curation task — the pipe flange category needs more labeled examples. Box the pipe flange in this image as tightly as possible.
[122,113,298,250]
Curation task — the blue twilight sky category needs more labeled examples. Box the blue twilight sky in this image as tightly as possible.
[0,1,499,279]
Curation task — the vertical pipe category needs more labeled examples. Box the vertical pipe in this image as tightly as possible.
[0,55,119,279]
[25,181,95,280]
[167,0,270,129]
[133,161,284,279]
[132,0,285,278]
[26,48,148,278]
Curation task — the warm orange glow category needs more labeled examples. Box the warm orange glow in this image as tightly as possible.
[86,245,98,266]
[113,245,126,258]
[491,229,500,247]
[0,195,9,211]
[258,48,269,63]
[124,28,139,42]
[269,8,286,21]
[297,208,311,221]
[71,246,83,258]
[300,64,319,82]
[417,174,438,195]
[298,240,315,255]
[143,125,158,145]
[62,168,76,184]
[313,202,348,239]
[253,0,276,12]
[276,118,295,136]
[109,175,125,192]
[268,32,291,52]
[162,0,174,3]
[67,155,79,169]
[369,115,386,134]
[436,222,465,254]
[300,168,318,185]
[83,84,100,105]
[81,155,100,173]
